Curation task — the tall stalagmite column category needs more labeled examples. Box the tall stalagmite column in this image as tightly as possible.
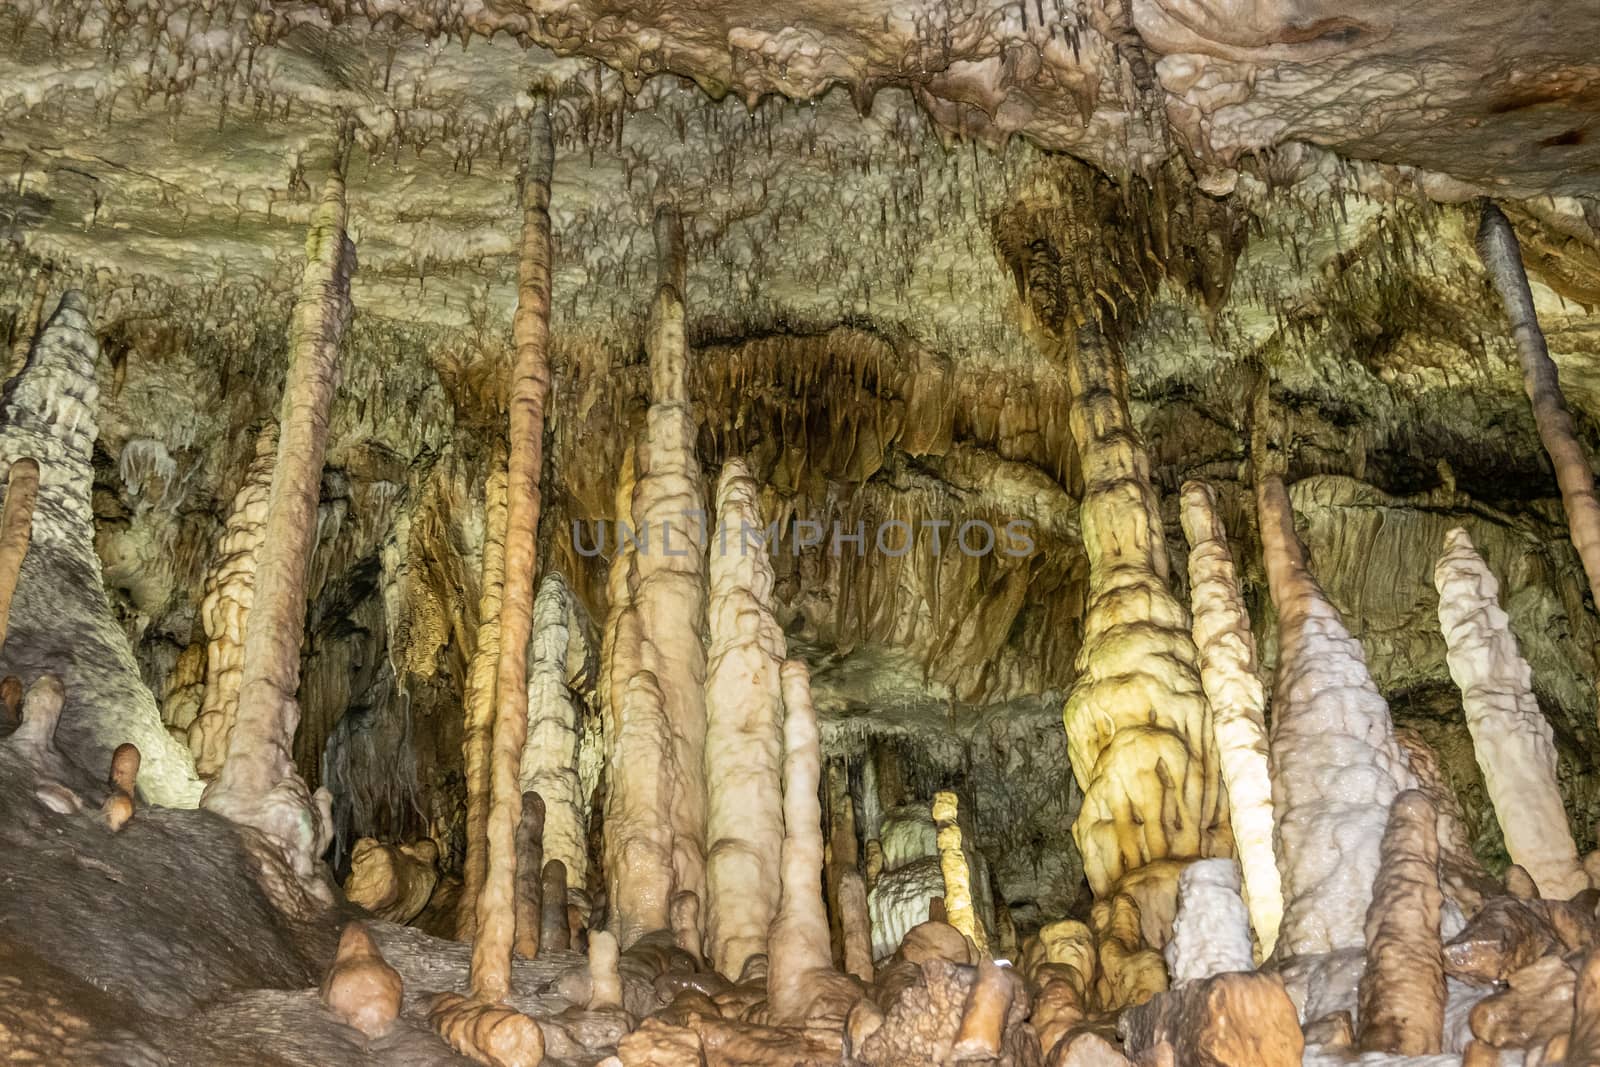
[468,108,555,1003]
[1179,481,1282,959]
[1434,527,1586,899]
[703,457,786,979]
[457,455,508,939]
[1257,473,1415,956]
[629,205,710,932]
[0,292,201,805]
[188,424,277,777]
[1477,203,1600,608]
[203,173,354,899]
[521,573,591,919]
[1061,334,1226,908]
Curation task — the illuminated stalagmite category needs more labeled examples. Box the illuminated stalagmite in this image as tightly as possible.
[1164,858,1253,985]
[630,205,710,935]
[0,292,201,806]
[933,791,988,956]
[1179,481,1281,958]
[1061,334,1224,905]
[1358,791,1445,1055]
[202,174,353,900]
[1257,474,1415,956]
[1434,527,1586,900]
[458,457,508,939]
[703,457,786,979]
[187,425,276,778]
[1477,203,1600,607]
[520,573,590,921]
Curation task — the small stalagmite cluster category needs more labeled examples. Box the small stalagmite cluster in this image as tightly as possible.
[6,5,1600,1062]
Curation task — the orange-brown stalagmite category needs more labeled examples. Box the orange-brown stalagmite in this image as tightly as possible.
[102,742,138,832]
[202,172,355,906]
[1059,331,1225,923]
[1477,202,1600,609]
[0,456,38,656]
[458,455,508,939]
[1357,790,1445,1055]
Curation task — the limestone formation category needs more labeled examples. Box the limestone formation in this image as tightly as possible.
[1435,527,1587,900]
[520,574,590,924]
[513,791,545,960]
[202,172,355,904]
[322,922,403,1041]
[0,456,38,656]
[1120,970,1303,1066]
[1358,791,1446,1055]
[703,456,786,980]
[102,742,139,832]
[344,838,441,925]
[1060,334,1224,909]
[932,791,988,956]
[6,673,69,782]
[0,293,201,806]
[426,992,546,1067]
[1257,473,1416,956]
[1093,893,1166,1011]
[587,929,624,1011]
[1179,480,1281,958]
[6,270,48,379]
[1164,859,1253,985]
[187,425,276,778]
[1569,948,1600,1066]
[539,861,570,953]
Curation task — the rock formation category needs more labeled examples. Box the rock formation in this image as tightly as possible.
[1164,859,1254,985]
[0,455,38,655]
[1358,791,1446,1055]
[102,742,139,831]
[1435,526,1587,900]
[321,922,403,1041]
[932,791,988,956]
[344,837,441,925]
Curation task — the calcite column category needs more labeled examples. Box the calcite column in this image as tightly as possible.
[703,457,785,979]
[628,205,709,929]
[1179,480,1282,959]
[0,292,201,806]
[187,424,277,778]
[1434,527,1586,900]
[933,791,989,955]
[203,173,354,897]
[457,456,507,939]
[1477,203,1600,607]
[520,573,590,919]
[1257,474,1415,956]
[1061,334,1225,906]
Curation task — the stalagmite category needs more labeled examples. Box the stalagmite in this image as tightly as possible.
[1164,859,1253,985]
[426,994,545,1067]
[1435,527,1587,900]
[5,673,68,780]
[951,957,1014,1060]
[540,861,570,953]
[703,455,786,979]
[932,791,988,956]
[514,792,545,959]
[670,890,703,959]
[322,922,403,1041]
[7,270,49,379]
[0,457,38,656]
[202,172,355,901]
[1093,894,1167,1010]
[520,574,589,923]
[1477,202,1600,608]
[768,659,847,1024]
[1060,334,1224,907]
[630,204,709,940]
[1358,790,1446,1055]
[837,870,874,983]
[1257,473,1415,956]
[187,425,276,778]
[344,838,440,924]
[588,930,623,1011]
[1121,970,1303,1066]
[0,293,200,806]
[826,760,858,962]
[1179,481,1281,958]
[459,456,508,939]
[102,742,138,832]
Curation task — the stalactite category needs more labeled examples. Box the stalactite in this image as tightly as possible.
[0,457,39,657]
[467,103,554,1004]
[703,455,786,979]
[1058,331,1225,923]
[932,791,988,956]
[202,171,354,904]
[1477,202,1600,608]
[459,456,508,940]
[0,292,200,806]
[187,424,276,778]
[630,203,709,940]
[1257,473,1415,956]
[520,573,590,926]
[1357,790,1445,1055]
[1179,480,1280,959]
[1435,527,1587,900]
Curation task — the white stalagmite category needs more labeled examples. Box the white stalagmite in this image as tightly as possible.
[626,206,709,933]
[1179,480,1282,959]
[188,424,277,778]
[1164,858,1254,984]
[703,457,786,980]
[1257,474,1416,957]
[521,572,591,917]
[1434,527,1586,900]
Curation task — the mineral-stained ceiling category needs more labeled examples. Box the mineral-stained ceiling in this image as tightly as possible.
[3,0,1600,1059]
